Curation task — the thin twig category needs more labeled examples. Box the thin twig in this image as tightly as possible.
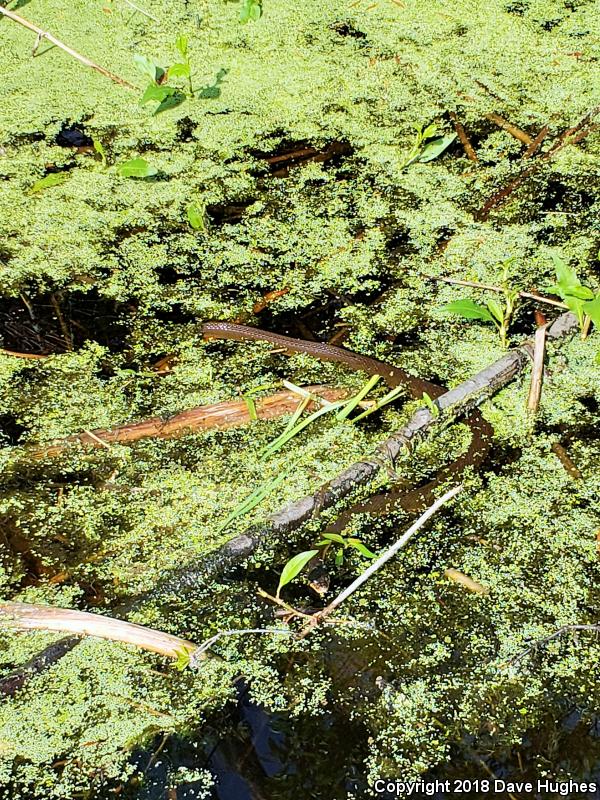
[0,348,48,359]
[523,125,549,159]
[526,324,548,414]
[299,485,462,635]
[506,623,600,666]
[551,442,582,479]
[449,112,478,162]
[478,104,600,219]
[430,275,568,309]
[189,628,292,668]
[0,5,136,89]
[121,0,160,22]
[50,293,73,351]
[486,112,533,145]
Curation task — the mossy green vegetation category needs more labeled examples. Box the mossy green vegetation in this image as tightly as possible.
[0,0,599,795]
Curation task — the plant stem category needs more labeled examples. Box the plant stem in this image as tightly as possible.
[0,5,136,89]
[431,275,568,310]
[301,485,462,633]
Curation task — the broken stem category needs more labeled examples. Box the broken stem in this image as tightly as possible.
[431,275,568,309]
[0,5,136,89]
[526,324,548,414]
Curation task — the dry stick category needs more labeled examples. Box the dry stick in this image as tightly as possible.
[523,125,549,159]
[0,5,136,89]
[449,112,478,162]
[23,385,349,460]
[121,0,160,22]
[430,275,568,310]
[551,442,583,479]
[0,602,200,660]
[478,104,600,220]
[299,485,462,634]
[150,312,579,603]
[486,112,534,145]
[526,324,548,413]
[0,348,48,360]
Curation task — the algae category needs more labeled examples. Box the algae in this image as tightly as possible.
[0,0,599,795]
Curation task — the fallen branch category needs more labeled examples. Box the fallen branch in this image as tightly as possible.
[149,312,579,601]
[24,385,349,460]
[0,602,199,661]
[506,623,600,666]
[486,112,533,145]
[0,5,136,89]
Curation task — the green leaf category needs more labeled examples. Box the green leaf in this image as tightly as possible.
[422,391,440,419]
[320,532,346,545]
[154,90,186,114]
[277,550,319,596]
[92,139,107,167]
[169,62,191,79]
[335,548,344,566]
[249,2,262,20]
[439,298,495,323]
[172,647,192,671]
[175,34,188,59]
[583,294,600,327]
[117,158,158,178]
[418,134,456,163]
[486,298,505,325]
[29,172,69,193]
[187,202,206,230]
[547,253,593,299]
[133,54,164,83]
[422,123,438,140]
[347,538,377,559]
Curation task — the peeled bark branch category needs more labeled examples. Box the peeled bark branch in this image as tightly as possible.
[0,602,198,661]
[24,386,348,460]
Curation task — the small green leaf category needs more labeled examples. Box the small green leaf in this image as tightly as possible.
[29,172,70,193]
[583,294,600,327]
[439,298,495,323]
[93,139,107,167]
[133,54,164,83]
[277,550,319,596]
[320,532,346,545]
[175,34,188,59]
[418,134,456,163]
[249,2,262,20]
[172,647,192,671]
[139,82,173,106]
[347,538,377,559]
[486,298,505,325]
[117,158,158,178]
[187,202,205,230]
[422,391,440,419]
[169,62,191,79]
[422,123,437,140]
[335,548,344,566]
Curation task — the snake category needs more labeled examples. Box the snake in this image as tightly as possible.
[202,322,493,527]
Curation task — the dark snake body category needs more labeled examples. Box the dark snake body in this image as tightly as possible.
[202,322,492,523]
